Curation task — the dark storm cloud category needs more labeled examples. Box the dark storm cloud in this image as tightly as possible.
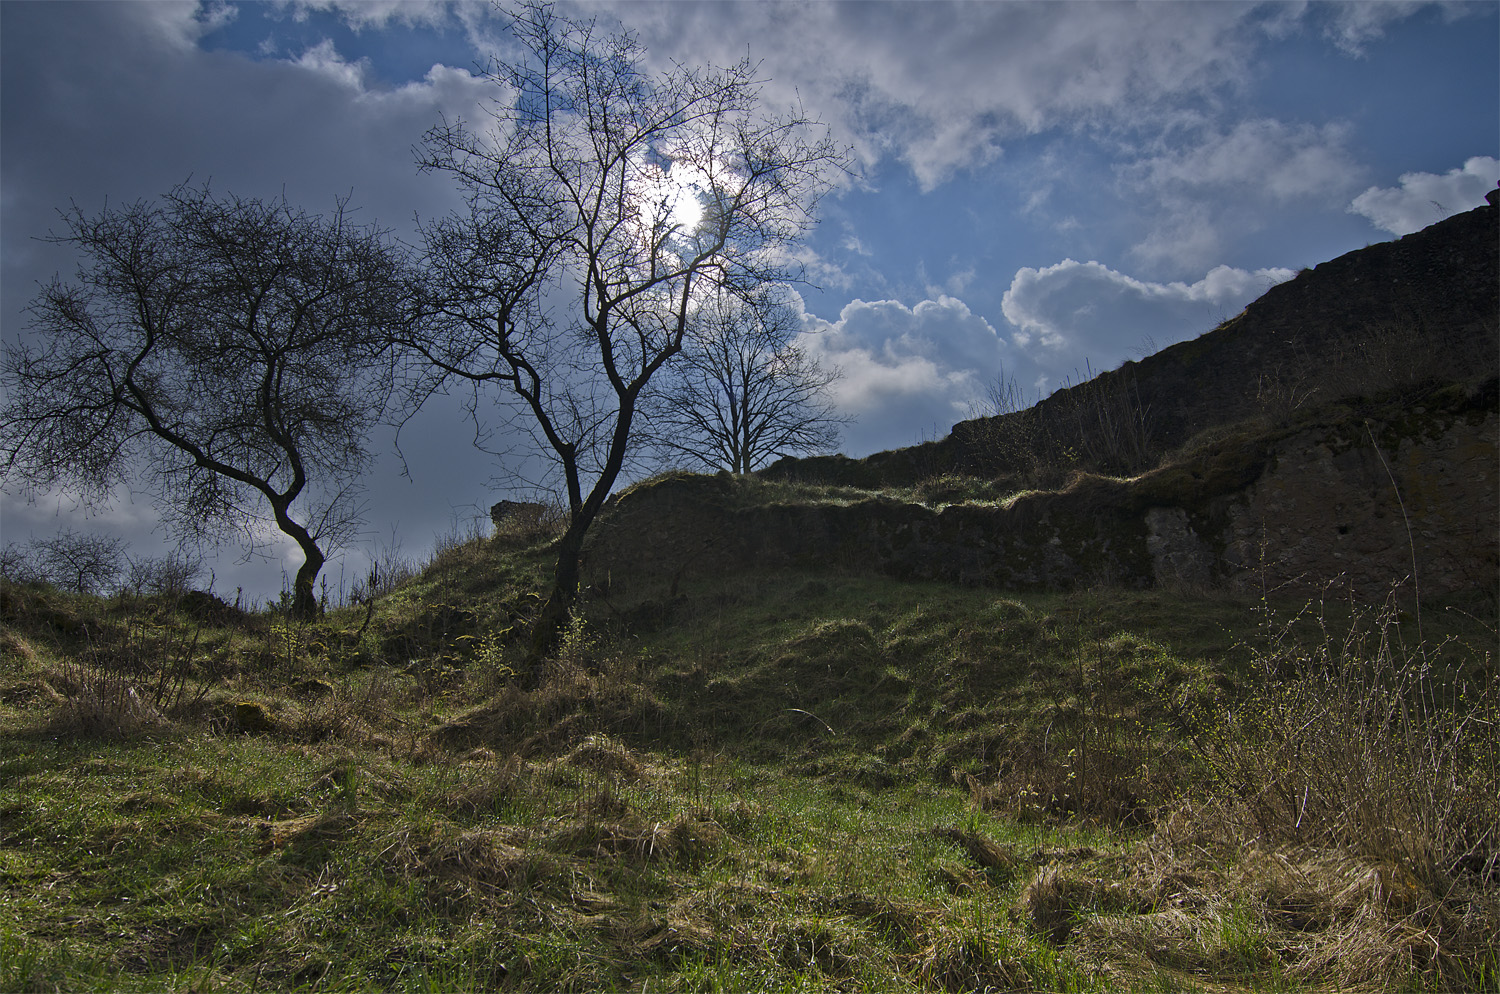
[0,1,494,598]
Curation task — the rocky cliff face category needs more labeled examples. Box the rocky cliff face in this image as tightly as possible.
[584,381,1496,602]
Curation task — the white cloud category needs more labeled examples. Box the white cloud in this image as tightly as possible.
[1321,1,1426,55]
[1348,156,1500,234]
[289,1,456,32]
[795,295,1011,454]
[1001,259,1294,381]
[1121,119,1362,271]
[616,1,1265,188]
[0,2,497,600]
[135,0,238,51]
[790,261,1296,455]
[290,38,369,89]
[842,233,872,257]
[1128,119,1357,202]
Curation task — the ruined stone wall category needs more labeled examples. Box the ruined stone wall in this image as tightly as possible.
[1219,404,1497,597]
[768,203,1499,488]
[584,384,1497,602]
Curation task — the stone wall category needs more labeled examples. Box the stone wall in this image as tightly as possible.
[767,202,1499,488]
[584,383,1497,602]
[1221,401,1497,597]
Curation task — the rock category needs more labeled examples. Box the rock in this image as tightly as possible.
[293,678,335,698]
[490,500,548,528]
[233,701,275,734]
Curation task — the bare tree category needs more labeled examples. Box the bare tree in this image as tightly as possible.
[646,287,845,473]
[0,183,419,618]
[410,2,847,662]
[125,548,206,598]
[28,529,129,595]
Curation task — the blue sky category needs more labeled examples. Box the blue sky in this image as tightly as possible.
[2,1,1496,601]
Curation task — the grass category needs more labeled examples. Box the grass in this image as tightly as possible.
[2,524,1496,992]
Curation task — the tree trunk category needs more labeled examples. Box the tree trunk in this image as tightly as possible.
[525,518,587,684]
[289,545,325,620]
[274,501,325,621]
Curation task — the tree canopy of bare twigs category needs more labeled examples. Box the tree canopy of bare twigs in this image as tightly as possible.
[0,183,420,619]
[645,287,846,474]
[3,530,128,595]
[409,1,848,664]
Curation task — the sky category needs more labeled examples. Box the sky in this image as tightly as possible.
[2,0,1497,604]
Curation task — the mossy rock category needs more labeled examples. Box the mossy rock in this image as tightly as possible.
[292,678,335,698]
[233,701,276,735]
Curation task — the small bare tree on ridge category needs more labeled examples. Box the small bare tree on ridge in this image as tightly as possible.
[646,286,846,474]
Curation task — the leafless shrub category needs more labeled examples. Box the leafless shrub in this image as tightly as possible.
[42,618,212,739]
[349,533,420,603]
[430,515,492,560]
[26,529,129,595]
[1059,364,1155,476]
[1323,321,1470,400]
[1,542,40,583]
[960,363,1155,484]
[1254,361,1320,424]
[46,670,166,739]
[124,548,205,598]
[1185,592,1499,894]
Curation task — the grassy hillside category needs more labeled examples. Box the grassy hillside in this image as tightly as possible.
[3,518,1496,992]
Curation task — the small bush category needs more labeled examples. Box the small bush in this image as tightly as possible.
[123,549,205,598]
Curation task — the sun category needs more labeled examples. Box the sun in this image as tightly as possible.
[630,154,710,241]
[663,160,706,234]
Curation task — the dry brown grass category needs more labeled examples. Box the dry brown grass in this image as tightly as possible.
[1075,823,1500,992]
[1189,598,1499,891]
[931,824,1021,877]
[424,650,671,757]
[913,931,1032,992]
[40,661,168,740]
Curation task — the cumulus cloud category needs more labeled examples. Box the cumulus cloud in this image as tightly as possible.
[1348,156,1500,234]
[795,295,1011,453]
[791,255,1296,454]
[290,37,370,88]
[1121,119,1362,271]
[1001,259,1294,385]
[615,1,1265,188]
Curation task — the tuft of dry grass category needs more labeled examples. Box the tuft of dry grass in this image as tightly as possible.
[914,931,1032,992]
[44,674,167,739]
[543,811,725,866]
[1,629,41,669]
[563,733,648,781]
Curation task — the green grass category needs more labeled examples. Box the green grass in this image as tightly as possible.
[2,531,1495,992]
[0,725,1106,992]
